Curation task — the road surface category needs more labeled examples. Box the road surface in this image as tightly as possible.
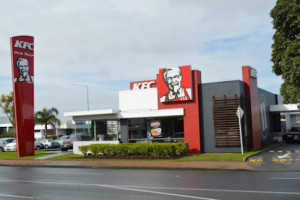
[0,166,299,200]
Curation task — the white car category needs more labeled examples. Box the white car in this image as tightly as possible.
[4,139,44,151]
[0,137,15,152]
[4,139,17,152]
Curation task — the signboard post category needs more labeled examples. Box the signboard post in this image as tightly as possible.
[236,106,244,154]
[10,35,35,157]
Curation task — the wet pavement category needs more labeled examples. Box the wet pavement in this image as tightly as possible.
[34,150,71,160]
[0,166,299,200]
[0,143,299,171]
[247,143,300,171]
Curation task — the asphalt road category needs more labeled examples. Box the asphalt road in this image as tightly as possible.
[247,143,300,171]
[0,167,299,200]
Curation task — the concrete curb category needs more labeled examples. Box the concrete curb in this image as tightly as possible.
[0,160,255,171]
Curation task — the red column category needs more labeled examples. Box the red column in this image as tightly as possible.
[157,70,202,153]
[242,66,261,149]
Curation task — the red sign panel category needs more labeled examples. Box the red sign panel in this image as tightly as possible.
[158,65,193,102]
[10,36,35,157]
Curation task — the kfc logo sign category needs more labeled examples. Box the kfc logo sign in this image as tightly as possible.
[14,40,34,50]
[132,81,156,90]
[159,65,193,102]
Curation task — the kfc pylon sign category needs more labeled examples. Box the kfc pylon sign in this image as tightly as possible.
[10,35,35,157]
[130,80,157,90]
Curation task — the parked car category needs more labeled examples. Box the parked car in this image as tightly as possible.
[61,134,91,151]
[56,135,70,145]
[0,137,15,152]
[4,139,17,152]
[4,139,44,152]
[39,139,60,149]
[34,138,44,150]
[284,127,300,143]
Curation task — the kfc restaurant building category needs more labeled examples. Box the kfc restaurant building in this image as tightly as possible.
[65,65,281,153]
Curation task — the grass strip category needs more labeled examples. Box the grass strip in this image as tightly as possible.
[0,151,55,160]
[47,149,261,162]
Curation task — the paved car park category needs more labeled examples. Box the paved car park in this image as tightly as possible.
[247,142,300,171]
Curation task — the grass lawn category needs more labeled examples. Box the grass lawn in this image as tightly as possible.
[0,151,54,160]
[175,150,262,162]
[46,149,262,162]
[47,153,82,161]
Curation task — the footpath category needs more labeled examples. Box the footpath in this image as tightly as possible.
[0,159,254,170]
[0,150,255,170]
[0,143,286,171]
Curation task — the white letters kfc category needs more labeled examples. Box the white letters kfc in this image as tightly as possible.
[14,40,34,50]
[133,81,155,90]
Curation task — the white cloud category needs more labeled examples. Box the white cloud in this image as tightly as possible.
[0,0,280,120]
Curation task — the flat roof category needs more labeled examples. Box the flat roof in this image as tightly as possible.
[119,108,184,118]
[64,108,184,120]
[270,104,299,112]
[64,109,120,117]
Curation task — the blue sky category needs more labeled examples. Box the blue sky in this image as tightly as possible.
[0,0,280,120]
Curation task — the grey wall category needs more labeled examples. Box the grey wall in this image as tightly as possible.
[199,80,245,153]
[120,119,129,143]
[258,88,278,144]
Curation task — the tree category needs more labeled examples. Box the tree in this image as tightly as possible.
[270,0,300,107]
[0,92,15,133]
[35,107,61,139]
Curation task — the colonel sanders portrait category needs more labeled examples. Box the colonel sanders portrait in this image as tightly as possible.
[14,58,34,84]
[160,67,192,102]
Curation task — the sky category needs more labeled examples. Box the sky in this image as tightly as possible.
[0,0,281,121]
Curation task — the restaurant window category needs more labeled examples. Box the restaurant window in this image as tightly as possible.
[128,117,184,143]
[128,119,147,142]
[93,120,119,141]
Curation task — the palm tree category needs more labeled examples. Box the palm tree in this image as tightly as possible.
[0,92,15,133]
[35,107,61,139]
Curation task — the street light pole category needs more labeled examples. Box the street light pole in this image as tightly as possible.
[72,83,90,111]
[86,86,90,111]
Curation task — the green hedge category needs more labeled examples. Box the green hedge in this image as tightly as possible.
[0,130,15,138]
[47,135,58,140]
[79,142,188,157]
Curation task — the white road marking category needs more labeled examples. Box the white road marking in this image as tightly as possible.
[0,179,217,200]
[1,179,300,198]
[0,194,36,199]
[115,185,300,195]
[270,178,300,180]
[97,184,218,200]
[277,152,291,159]
[43,171,103,175]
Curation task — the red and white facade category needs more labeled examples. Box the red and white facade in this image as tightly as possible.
[65,65,281,154]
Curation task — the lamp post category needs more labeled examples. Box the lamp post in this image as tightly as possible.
[72,83,90,110]
[72,83,91,140]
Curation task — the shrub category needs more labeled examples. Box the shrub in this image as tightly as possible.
[175,142,188,155]
[0,130,15,138]
[47,135,58,140]
[89,144,101,156]
[81,142,189,157]
[117,144,130,155]
[79,145,89,156]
